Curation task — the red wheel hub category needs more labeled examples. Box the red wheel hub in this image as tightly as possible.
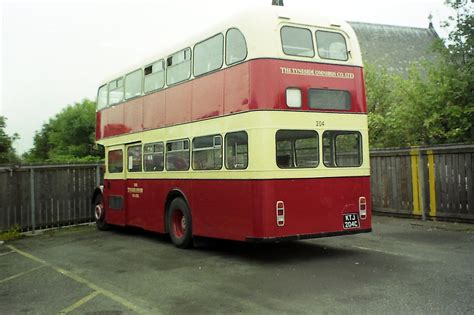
[172,209,186,239]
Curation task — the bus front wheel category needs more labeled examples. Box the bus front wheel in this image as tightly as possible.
[168,198,193,249]
[94,194,109,231]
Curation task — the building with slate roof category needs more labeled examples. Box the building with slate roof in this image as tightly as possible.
[349,21,441,76]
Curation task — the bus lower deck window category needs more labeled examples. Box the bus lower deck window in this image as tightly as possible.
[225,132,248,169]
[276,130,319,168]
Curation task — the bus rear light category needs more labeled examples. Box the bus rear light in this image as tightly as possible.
[359,197,367,219]
[276,201,285,227]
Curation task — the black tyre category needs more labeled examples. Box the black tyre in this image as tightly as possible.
[167,198,193,249]
[94,194,109,231]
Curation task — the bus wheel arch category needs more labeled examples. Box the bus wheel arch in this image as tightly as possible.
[165,190,193,248]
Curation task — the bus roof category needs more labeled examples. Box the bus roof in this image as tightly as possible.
[101,5,363,85]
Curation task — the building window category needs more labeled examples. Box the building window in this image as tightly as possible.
[309,89,352,110]
[316,31,348,61]
[281,26,315,57]
[97,84,108,110]
[192,135,222,170]
[225,131,248,169]
[144,142,164,172]
[323,131,362,167]
[226,28,247,65]
[127,145,142,172]
[166,139,190,171]
[166,48,191,86]
[125,69,142,99]
[108,77,124,105]
[194,34,224,76]
[108,149,123,173]
[144,60,165,93]
[276,130,319,168]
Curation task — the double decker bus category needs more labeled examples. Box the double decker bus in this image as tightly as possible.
[92,6,372,248]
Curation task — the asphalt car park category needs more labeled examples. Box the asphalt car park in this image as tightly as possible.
[1,216,473,314]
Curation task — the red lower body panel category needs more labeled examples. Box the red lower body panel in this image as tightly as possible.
[103,176,371,242]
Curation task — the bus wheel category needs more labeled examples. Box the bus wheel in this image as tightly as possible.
[168,198,193,249]
[94,194,109,231]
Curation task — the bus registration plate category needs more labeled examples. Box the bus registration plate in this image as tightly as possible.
[343,213,360,229]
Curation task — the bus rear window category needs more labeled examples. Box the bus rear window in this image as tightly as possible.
[309,89,351,110]
[316,31,348,61]
[323,131,362,167]
[281,26,314,57]
[276,130,319,168]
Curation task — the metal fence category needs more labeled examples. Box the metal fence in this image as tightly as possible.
[0,164,102,233]
[0,144,473,233]
[371,144,474,222]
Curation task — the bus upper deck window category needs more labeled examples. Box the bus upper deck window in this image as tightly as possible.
[97,85,108,110]
[316,31,348,61]
[226,28,247,65]
[281,26,315,57]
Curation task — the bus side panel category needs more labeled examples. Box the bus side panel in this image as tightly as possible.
[96,111,102,140]
[123,97,144,134]
[248,60,280,109]
[165,83,192,126]
[253,176,371,239]
[143,91,166,131]
[223,62,250,115]
[104,179,127,226]
[102,104,130,138]
[189,180,254,241]
[192,71,224,120]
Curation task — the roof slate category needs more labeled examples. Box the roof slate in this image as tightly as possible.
[348,21,441,75]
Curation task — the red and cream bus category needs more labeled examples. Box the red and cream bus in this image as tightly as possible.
[92,6,372,248]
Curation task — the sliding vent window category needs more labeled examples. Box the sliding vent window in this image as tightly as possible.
[323,131,362,167]
[194,34,224,76]
[226,28,247,65]
[281,26,314,57]
[144,60,165,93]
[144,142,164,172]
[276,130,319,168]
[309,89,351,110]
[127,145,142,172]
[108,77,124,105]
[192,135,222,170]
[125,69,142,99]
[166,139,190,171]
[108,149,123,173]
[225,132,248,170]
[166,49,191,86]
[316,31,348,61]
[97,85,108,110]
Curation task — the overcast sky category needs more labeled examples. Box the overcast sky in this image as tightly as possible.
[1,0,453,154]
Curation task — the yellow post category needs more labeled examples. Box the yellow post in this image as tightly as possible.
[427,150,437,218]
[410,149,421,215]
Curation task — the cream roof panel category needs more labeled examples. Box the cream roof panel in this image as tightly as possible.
[101,6,363,85]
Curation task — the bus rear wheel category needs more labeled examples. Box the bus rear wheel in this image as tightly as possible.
[94,194,109,231]
[168,198,193,249]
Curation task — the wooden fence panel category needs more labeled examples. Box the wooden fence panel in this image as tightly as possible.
[0,164,102,232]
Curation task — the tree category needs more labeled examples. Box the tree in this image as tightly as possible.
[366,0,473,147]
[0,116,19,164]
[24,99,103,163]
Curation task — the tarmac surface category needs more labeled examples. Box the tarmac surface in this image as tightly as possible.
[1,215,473,314]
